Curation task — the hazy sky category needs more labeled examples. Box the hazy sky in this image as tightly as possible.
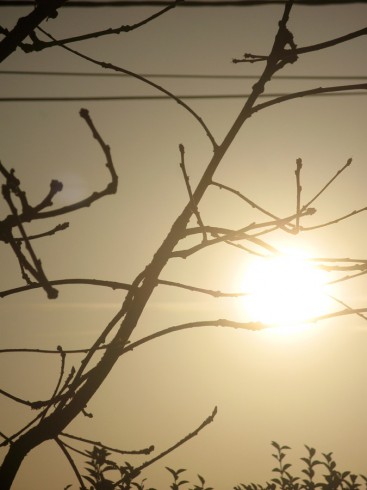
[0,2,367,489]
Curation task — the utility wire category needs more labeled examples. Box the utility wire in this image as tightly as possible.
[0,70,366,80]
[0,92,366,102]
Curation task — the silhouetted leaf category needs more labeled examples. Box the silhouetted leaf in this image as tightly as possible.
[271,478,281,485]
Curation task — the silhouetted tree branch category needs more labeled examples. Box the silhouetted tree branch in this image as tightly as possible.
[0,1,366,488]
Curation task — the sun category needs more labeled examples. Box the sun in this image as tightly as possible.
[242,249,332,328]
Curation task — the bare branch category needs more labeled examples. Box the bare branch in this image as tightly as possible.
[55,438,87,490]
[14,222,69,241]
[179,144,207,242]
[0,0,67,63]
[2,185,58,298]
[300,205,367,231]
[0,346,106,355]
[328,295,367,321]
[295,27,367,56]
[313,307,367,323]
[41,347,66,421]
[0,412,44,448]
[0,388,35,408]
[211,180,295,232]
[22,1,181,51]
[302,158,352,211]
[252,84,367,114]
[132,406,218,475]
[327,269,367,286]
[0,278,131,299]
[158,279,249,297]
[67,269,146,395]
[295,158,302,233]
[234,27,367,64]
[36,27,218,149]
[60,432,155,456]
[33,108,118,220]
[122,319,266,355]
[172,228,278,258]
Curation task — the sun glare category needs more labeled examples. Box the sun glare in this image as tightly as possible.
[242,249,332,329]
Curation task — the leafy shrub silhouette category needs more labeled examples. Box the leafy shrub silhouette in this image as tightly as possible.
[78,441,367,490]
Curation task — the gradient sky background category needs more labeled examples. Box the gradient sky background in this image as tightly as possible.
[0,2,367,489]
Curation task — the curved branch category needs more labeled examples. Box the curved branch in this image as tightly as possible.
[60,432,154,456]
[55,438,86,490]
[314,307,367,323]
[0,277,131,298]
[14,222,69,241]
[295,27,367,56]
[128,406,217,476]
[252,83,367,114]
[122,319,266,355]
[0,388,34,407]
[0,413,44,448]
[171,229,278,258]
[234,27,367,64]
[22,1,181,51]
[158,279,248,297]
[302,158,352,211]
[300,205,367,231]
[36,27,218,149]
[0,346,107,355]
[41,347,66,421]
[211,180,294,231]
[32,108,118,219]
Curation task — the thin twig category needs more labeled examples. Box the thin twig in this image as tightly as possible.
[127,407,218,476]
[122,319,266,356]
[26,108,118,221]
[252,84,367,114]
[0,432,11,446]
[55,437,87,490]
[60,432,154,456]
[328,295,367,321]
[41,346,66,421]
[172,228,278,258]
[158,279,248,297]
[2,184,58,298]
[300,205,367,231]
[0,277,131,298]
[0,412,44,447]
[36,27,218,149]
[313,307,367,323]
[14,222,69,241]
[22,1,181,51]
[0,388,35,407]
[211,180,294,232]
[302,158,352,211]
[295,158,302,233]
[327,269,367,286]
[0,346,106,355]
[66,269,146,397]
[179,144,207,242]
[295,27,367,56]
[234,27,367,64]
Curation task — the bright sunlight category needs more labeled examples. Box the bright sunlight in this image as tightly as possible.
[242,249,332,328]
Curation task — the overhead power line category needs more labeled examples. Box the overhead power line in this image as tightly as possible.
[0,70,366,81]
[0,92,366,102]
[1,0,367,6]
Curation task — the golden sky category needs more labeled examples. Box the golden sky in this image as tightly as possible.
[0,2,366,489]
